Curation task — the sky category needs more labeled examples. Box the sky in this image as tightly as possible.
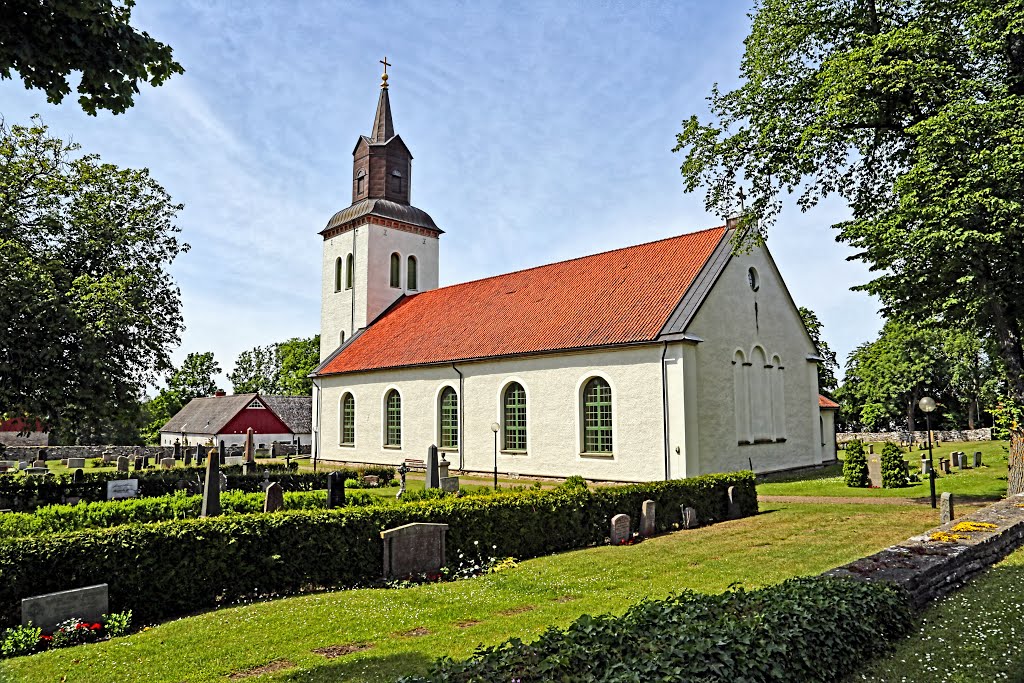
[1,0,883,390]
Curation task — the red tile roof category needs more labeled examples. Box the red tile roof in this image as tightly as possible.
[819,395,840,410]
[317,226,728,376]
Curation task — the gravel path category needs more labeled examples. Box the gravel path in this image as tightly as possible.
[758,494,1002,506]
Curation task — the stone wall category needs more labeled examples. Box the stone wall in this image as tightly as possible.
[1,442,311,461]
[836,428,992,445]
[0,431,48,447]
[826,494,1024,609]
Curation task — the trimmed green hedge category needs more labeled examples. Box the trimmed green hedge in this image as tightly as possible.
[0,465,395,511]
[398,576,913,683]
[843,439,869,487]
[881,441,908,488]
[0,471,755,627]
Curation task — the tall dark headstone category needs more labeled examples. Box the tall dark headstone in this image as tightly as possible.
[425,445,440,489]
[173,440,181,461]
[263,482,284,513]
[244,428,255,464]
[202,447,221,517]
[327,471,346,508]
[133,456,143,472]
[219,441,226,467]
[72,468,84,484]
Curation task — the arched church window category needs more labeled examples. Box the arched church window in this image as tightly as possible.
[439,386,458,449]
[747,266,760,292]
[582,377,613,453]
[733,350,751,444]
[407,255,418,290]
[356,169,366,196]
[334,257,342,292]
[340,393,355,446]
[391,169,403,194]
[750,346,772,441]
[385,389,401,447]
[345,253,354,289]
[503,382,527,451]
[340,330,345,344]
[390,253,401,288]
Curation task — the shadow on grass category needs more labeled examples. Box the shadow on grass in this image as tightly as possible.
[276,650,435,683]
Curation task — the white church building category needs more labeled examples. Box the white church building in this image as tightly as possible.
[311,69,835,482]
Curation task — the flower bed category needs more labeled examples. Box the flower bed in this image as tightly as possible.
[1,612,131,659]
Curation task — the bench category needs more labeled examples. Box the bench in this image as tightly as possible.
[402,459,426,471]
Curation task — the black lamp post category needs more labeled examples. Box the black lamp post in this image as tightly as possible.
[919,396,937,508]
[490,422,500,490]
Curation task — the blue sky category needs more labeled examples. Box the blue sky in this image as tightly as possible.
[1,0,881,389]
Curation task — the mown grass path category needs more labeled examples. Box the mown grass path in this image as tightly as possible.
[1,502,951,683]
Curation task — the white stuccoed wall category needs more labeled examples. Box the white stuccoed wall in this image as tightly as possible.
[320,221,439,361]
[317,345,668,482]
[685,243,821,475]
[820,410,837,462]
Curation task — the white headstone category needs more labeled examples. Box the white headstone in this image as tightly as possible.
[107,479,139,500]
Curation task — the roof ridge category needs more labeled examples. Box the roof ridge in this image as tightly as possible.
[409,224,729,299]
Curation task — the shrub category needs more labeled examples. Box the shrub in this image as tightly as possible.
[344,478,359,488]
[397,577,913,683]
[0,471,756,628]
[0,624,40,658]
[880,441,908,488]
[843,439,869,487]
[558,475,588,491]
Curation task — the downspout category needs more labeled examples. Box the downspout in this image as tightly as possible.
[452,362,465,471]
[661,342,671,481]
[350,227,358,335]
[312,378,321,472]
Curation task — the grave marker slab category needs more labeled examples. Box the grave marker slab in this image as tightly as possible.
[22,584,108,633]
[974,451,982,468]
[107,479,139,500]
[381,523,448,579]
[116,456,129,472]
[682,506,699,529]
[202,447,220,517]
[440,476,460,493]
[160,457,175,469]
[67,458,85,469]
[610,513,631,545]
[327,471,346,508]
[264,482,284,513]
[727,486,742,519]
[940,492,954,524]
[867,455,883,488]
[640,500,656,537]
[425,446,440,489]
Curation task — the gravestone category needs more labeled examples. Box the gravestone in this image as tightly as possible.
[37,449,47,462]
[202,447,220,517]
[107,479,139,500]
[867,454,882,487]
[219,441,226,466]
[425,445,440,489]
[161,457,175,469]
[72,469,84,484]
[260,469,271,492]
[974,451,983,468]
[438,458,450,481]
[244,428,255,464]
[32,460,46,468]
[951,451,961,468]
[940,492,954,524]
[184,447,193,467]
[327,471,346,508]
[440,476,460,493]
[263,482,284,513]
[59,459,68,467]
[18,461,27,470]
[941,459,951,475]
[396,462,410,499]
[22,584,108,633]
[640,500,656,537]
[117,456,129,472]
[173,441,181,461]
[102,452,114,465]
[364,475,379,487]
[960,452,971,470]
[142,455,150,469]
[610,513,631,545]
[868,444,875,454]
[219,472,228,492]
[681,506,699,529]
[727,486,742,519]
[224,455,244,467]
[380,522,448,579]
[26,467,47,476]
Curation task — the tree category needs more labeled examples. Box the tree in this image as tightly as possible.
[943,330,1001,430]
[228,345,282,395]
[0,117,187,440]
[675,0,1024,493]
[140,352,222,444]
[0,0,183,115]
[798,307,839,397]
[278,336,319,396]
[836,321,946,433]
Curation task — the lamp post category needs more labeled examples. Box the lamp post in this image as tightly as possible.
[490,422,500,490]
[919,396,937,509]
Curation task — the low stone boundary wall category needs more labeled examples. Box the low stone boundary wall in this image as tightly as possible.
[2,445,175,461]
[837,428,992,445]
[826,494,1024,609]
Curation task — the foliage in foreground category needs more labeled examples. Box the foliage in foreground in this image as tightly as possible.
[400,577,913,683]
[880,441,908,488]
[843,439,869,488]
[0,611,131,659]
[0,472,756,627]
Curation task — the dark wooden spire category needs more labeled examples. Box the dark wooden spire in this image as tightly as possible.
[351,63,413,205]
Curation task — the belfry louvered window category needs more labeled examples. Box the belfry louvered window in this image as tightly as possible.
[503,383,527,451]
[583,377,613,453]
[385,389,401,446]
[440,387,458,449]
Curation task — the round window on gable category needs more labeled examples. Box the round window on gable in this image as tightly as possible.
[747,267,760,292]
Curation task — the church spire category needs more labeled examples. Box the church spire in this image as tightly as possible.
[371,57,394,142]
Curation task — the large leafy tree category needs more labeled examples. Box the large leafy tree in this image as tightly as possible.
[0,118,187,441]
[676,0,1024,492]
[141,352,222,444]
[228,345,282,395]
[798,307,839,397]
[227,335,320,396]
[0,0,183,115]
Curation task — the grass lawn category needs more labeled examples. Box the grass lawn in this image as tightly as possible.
[855,543,1024,683]
[758,440,1010,501]
[1,502,953,683]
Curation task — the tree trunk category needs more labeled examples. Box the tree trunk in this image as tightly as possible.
[906,394,916,435]
[968,399,977,431]
[1008,426,1024,496]
[984,297,1024,496]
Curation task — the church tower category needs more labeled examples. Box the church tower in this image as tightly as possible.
[319,61,443,360]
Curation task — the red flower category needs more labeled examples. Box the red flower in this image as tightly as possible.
[40,635,53,641]
[91,623,102,630]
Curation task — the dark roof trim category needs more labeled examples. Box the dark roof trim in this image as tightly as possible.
[657,228,735,337]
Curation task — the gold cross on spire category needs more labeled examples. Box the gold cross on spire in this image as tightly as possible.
[380,56,391,88]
